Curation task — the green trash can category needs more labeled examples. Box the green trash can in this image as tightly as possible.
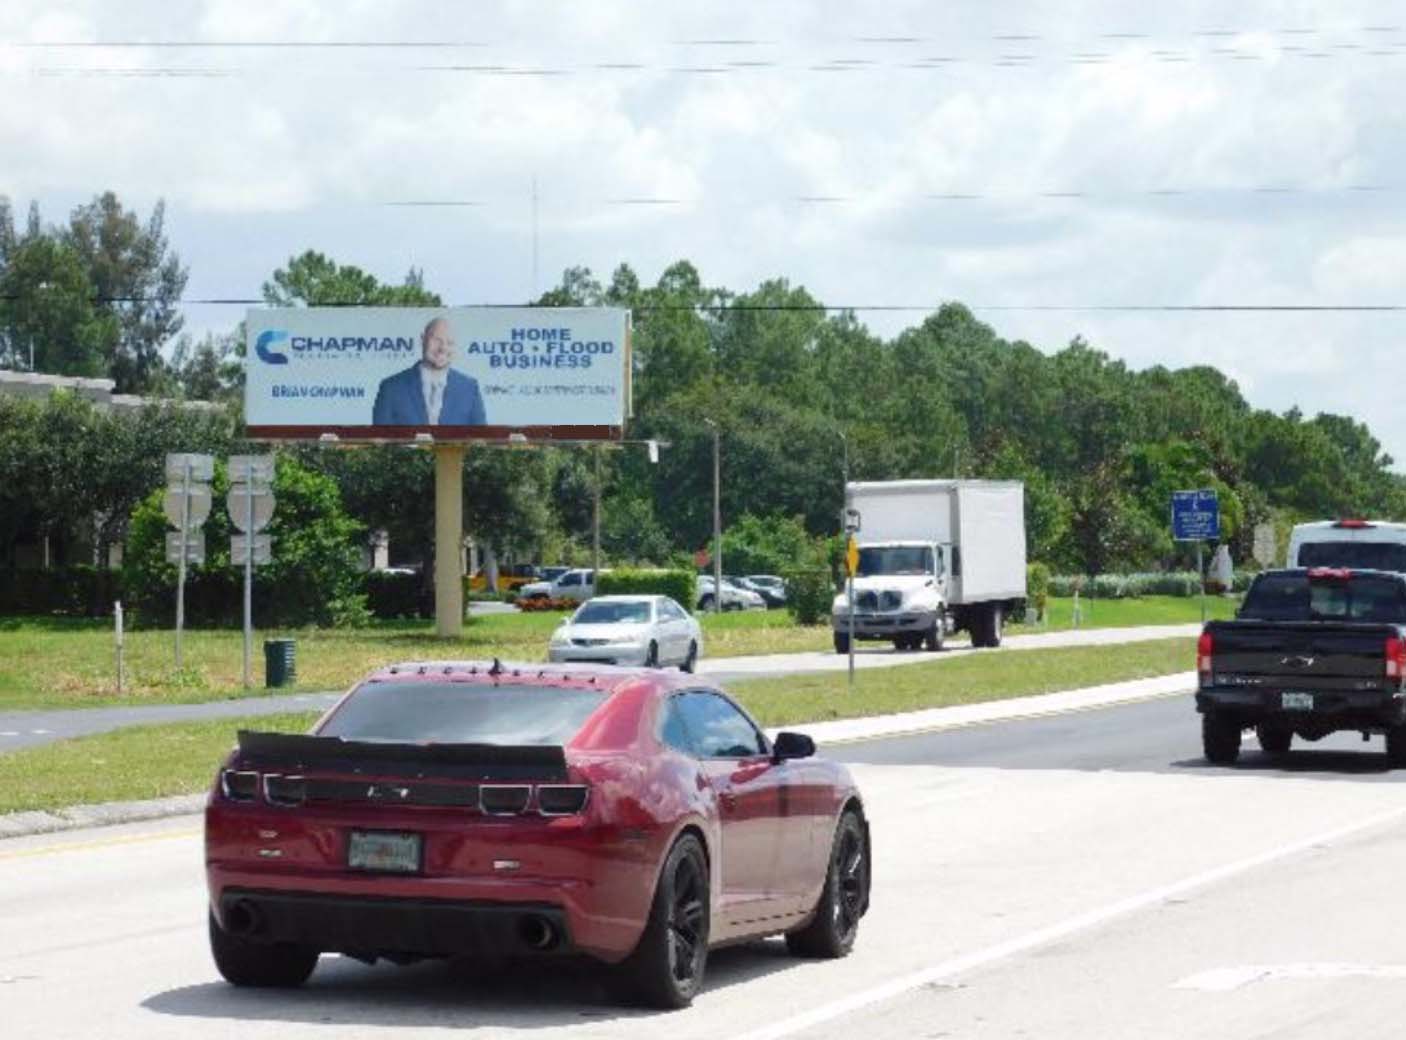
[263,638,297,688]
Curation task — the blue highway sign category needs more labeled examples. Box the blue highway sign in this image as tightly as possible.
[1172,489,1220,541]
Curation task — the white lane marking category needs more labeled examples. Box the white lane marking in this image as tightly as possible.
[1175,964,1406,993]
[29,729,51,735]
[0,732,17,737]
[732,805,1406,1040]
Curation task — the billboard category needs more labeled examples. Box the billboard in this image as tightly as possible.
[244,307,630,441]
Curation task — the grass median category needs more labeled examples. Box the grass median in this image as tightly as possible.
[0,637,1193,817]
[0,596,1227,711]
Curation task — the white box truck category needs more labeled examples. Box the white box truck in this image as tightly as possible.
[833,480,1027,653]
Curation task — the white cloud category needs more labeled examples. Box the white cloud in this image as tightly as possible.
[5,0,1406,462]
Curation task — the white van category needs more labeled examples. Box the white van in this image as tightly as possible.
[1286,520,1406,572]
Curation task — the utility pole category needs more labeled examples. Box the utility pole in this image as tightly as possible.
[592,445,602,582]
[705,419,721,613]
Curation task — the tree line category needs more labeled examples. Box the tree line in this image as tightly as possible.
[2,191,1402,579]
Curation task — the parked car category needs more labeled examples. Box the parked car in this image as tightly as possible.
[743,574,788,608]
[205,663,871,1008]
[1196,567,1406,765]
[696,575,766,611]
[518,568,602,603]
[548,595,702,671]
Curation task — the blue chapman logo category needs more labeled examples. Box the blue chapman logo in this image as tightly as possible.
[255,329,290,365]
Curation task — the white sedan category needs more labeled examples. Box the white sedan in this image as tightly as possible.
[547,595,703,671]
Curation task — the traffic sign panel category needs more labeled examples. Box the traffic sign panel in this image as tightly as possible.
[1172,489,1220,542]
[845,535,860,577]
[228,454,275,485]
[1252,522,1277,567]
[164,486,212,529]
[165,453,214,483]
[227,485,275,533]
[231,533,273,566]
[166,530,206,565]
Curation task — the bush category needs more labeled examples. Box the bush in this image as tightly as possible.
[1048,570,1236,599]
[0,565,120,617]
[596,568,696,608]
[721,514,814,576]
[123,454,366,627]
[1026,562,1051,619]
[517,596,576,613]
[366,571,429,619]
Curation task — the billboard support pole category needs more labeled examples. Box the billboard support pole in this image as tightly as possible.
[434,444,466,638]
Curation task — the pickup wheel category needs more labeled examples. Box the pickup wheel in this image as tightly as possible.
[1202,714,1242,765]
[1386,725,1406,768]
[1255,722,1292,756]
[833,631,851,654]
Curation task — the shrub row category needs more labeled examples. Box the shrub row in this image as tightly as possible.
[0,565,121,618]
[1048,571,1253,599]
[596,568,696,608]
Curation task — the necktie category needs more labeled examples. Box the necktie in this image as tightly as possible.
[429,381,443,424]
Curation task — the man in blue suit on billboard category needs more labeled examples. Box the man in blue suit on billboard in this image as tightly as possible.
[372,316,487,426]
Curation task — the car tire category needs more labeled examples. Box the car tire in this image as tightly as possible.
[833,631,850,654]
[615,834,710,1009]
[1256,722,1292,756]
[786,809,869,959]
[698,595,714,611]
[923,621,943,652]
[1202,713,1242,765]
[1387,725,1406,767]
[646,641,659,668]
[208,910,318,988]
[680,641,698,673]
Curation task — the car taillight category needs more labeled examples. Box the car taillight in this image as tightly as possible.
[1197,630,1214,679]
[1307,567,1352,581]
[479,785,532,815]
[220,769,260,801]
[263,774,307,807]
[1334,519,1374,529]
[1387,636,1405,682]
[536,784,590,816]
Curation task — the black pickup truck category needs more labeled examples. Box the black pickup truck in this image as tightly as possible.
[1196,568,1406,766]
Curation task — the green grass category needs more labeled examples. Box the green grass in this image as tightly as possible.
[0,636,1195,817]
[729,637,1195,728]
[0,712,318,815]
[0,596,1224,711]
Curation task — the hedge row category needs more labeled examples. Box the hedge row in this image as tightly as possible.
[1048,571,1254,599]
[0,566,121,618]
[596,568,696,607]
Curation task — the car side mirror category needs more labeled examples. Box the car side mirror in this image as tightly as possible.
[772,731,815,762]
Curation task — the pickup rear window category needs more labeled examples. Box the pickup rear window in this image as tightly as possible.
[1240,574,1406,623]
[1298,542,1406,572]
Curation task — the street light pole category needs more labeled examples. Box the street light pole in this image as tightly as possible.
[704,419,721,614]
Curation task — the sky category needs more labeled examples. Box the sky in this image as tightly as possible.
[3,1,1406,463]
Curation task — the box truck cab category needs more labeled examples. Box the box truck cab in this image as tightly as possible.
[1286,520,1406,572]
[833,480,1027,653]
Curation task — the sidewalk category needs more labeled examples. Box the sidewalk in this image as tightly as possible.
[0,671,1196,841]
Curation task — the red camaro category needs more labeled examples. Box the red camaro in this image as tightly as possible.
[205,661,871,1008]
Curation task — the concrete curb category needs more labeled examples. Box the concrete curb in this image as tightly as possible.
[0,671,1197,843]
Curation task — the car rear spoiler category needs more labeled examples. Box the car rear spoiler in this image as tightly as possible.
[235,730,569,782]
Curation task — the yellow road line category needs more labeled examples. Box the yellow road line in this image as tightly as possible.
[0,827,201,862]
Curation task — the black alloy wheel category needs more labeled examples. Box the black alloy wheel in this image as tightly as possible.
[786,810,869,959]
[646,641,660,668]
[680,640,698,673]
[617,834,711,1008]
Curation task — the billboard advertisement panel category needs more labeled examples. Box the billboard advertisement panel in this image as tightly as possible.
[244,307,630,440]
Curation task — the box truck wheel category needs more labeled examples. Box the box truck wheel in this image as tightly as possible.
[833,631,851,654]
[923,621,942,652]
[987,605,1003,648]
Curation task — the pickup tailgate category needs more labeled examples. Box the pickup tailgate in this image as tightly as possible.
[1208,621,1396,694]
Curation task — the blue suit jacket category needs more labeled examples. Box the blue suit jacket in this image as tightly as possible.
[371,365,486,426]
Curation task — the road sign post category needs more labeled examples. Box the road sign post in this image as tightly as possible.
[164,453,214,670]
[843,509,861,696]
[228,455,275,689]
[1172,489,1221,625]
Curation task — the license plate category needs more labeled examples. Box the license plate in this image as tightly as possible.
[347,830,422,873]
[1281,692,1314,711]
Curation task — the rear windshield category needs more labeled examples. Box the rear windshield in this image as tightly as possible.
[1240,574,1406,623]
[1298,542,1406,573]
[574,601,651,624]
[317,683,608,745]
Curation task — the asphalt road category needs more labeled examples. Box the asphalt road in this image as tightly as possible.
[0,623,1197,754]
[4,692,1405,1039]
